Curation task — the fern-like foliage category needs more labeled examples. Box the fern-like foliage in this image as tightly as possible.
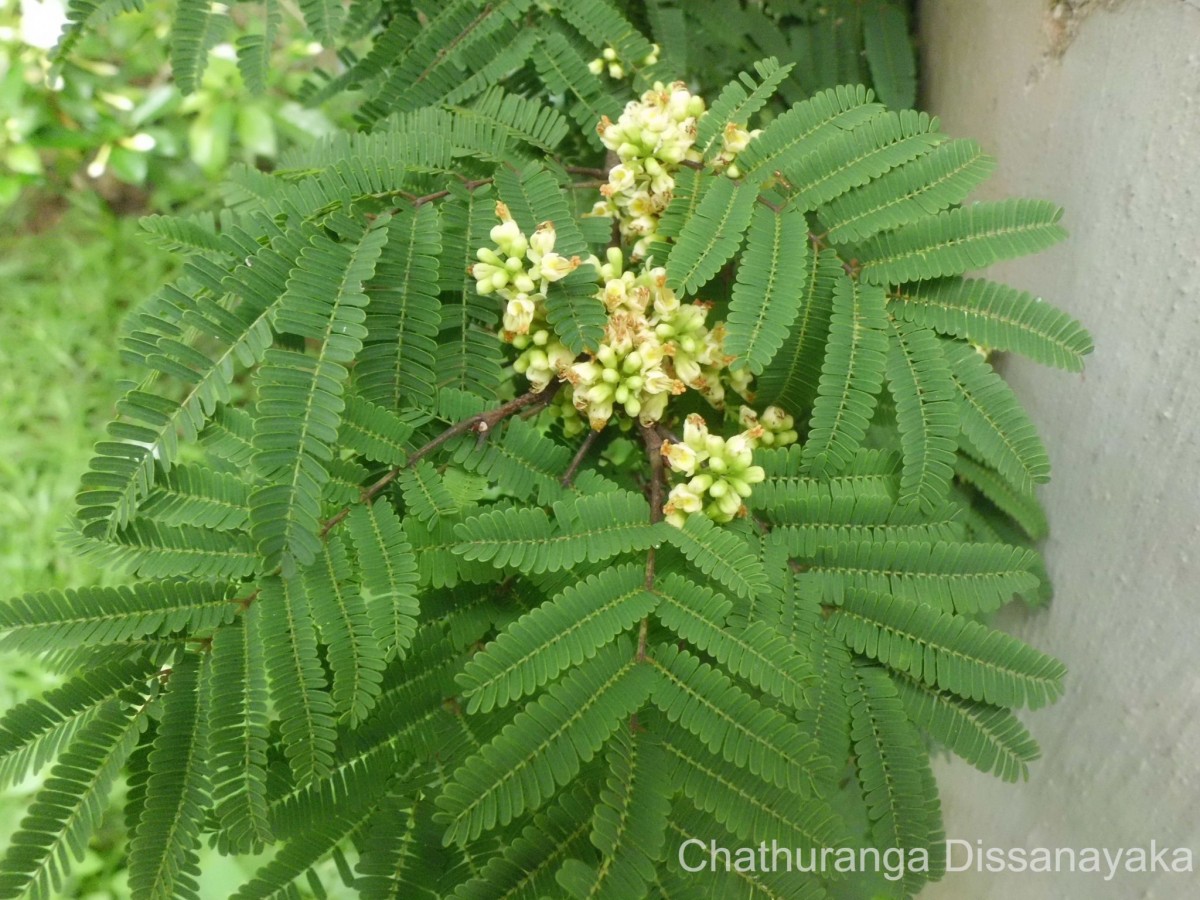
[10,9,1093,896]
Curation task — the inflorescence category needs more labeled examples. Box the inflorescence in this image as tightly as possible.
[471,81,788,526]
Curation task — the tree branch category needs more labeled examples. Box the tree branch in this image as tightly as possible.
[561,429,600,487]
[636,422,666,661]
[320,382,561,537]
[410,177,493,208]
[563,165,607,178]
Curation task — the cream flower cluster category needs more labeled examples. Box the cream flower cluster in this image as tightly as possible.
[472,208,753,433]
[662,414,768,527]
[711,123,762,180]
[561,247,750,430]
[587,43,660,80]
[591,82,706,260]
[737,404,799,448]
[472,203,580,392]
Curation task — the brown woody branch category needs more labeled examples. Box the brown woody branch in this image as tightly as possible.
[636,422,667,661]
[561,429,601,487]
[563,165,608,178]
[319,382,561,538]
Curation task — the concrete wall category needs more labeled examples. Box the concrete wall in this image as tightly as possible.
[916,1,1200,897]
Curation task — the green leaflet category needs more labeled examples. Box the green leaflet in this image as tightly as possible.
[847,662,945,897]
[665,175,758,295]
[234,0,278,94]
[169,0,225,95]
[894,675,1040,783]
[306,537,388,726]
[886,319,960,514]
[138,463,250,532]
[784,109,944,211]
[830,590,1067,708]
[0,581,233,655]
[532,31,622,145]
[249,214,390,574]
[657,722,851,855]
[398,460,460,527]
[857,198,1067,285]
[653,572,815,713]
[0,656,158,790]
[257,575,338,785]
[862,0,917,110]
[208,617,274,854]
[799,537,1040,615]
[459,87,571,154]
[660,514,769,600]
[648,643,829,796]
[955,453,1049,541]
[820,138,996,243]
[448,785,596,899]
[943,339,1052,491]
[127,652,211,900]
[436,638,655,844]
[0,696,152,899]
[457,563,657,713]
[556,0,658,81]
[356,203,443,409]
[801,272,890,477]
[297,0,342,43]
[340,397,417,468]
[755,246,841,411]
[452,489,665,575]
[75,220,315,539]
[437,181,506,396]
[724,203,811,375]
[346,500,420,660]
[556,729,672,900]
[738,83,883,178]
[891,276,1094,371]
[805,619,855,793]
[696,57,796,154]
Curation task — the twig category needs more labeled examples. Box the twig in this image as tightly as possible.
[561,429,600,487]
[411,177,493,208]
[229,589,259,610]
[757,195,782,214]
[564,165,607,178]
[319,383,561,537]
[636,423,667,661]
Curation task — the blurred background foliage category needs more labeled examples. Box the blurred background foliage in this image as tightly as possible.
[0,0,348,214]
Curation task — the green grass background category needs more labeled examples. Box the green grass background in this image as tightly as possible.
[0,202,357,897]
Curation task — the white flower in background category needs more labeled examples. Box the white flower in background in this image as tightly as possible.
[18,0,67,50]
[121,133,158,153]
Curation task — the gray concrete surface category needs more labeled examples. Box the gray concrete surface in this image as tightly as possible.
[916,1,1200,897]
